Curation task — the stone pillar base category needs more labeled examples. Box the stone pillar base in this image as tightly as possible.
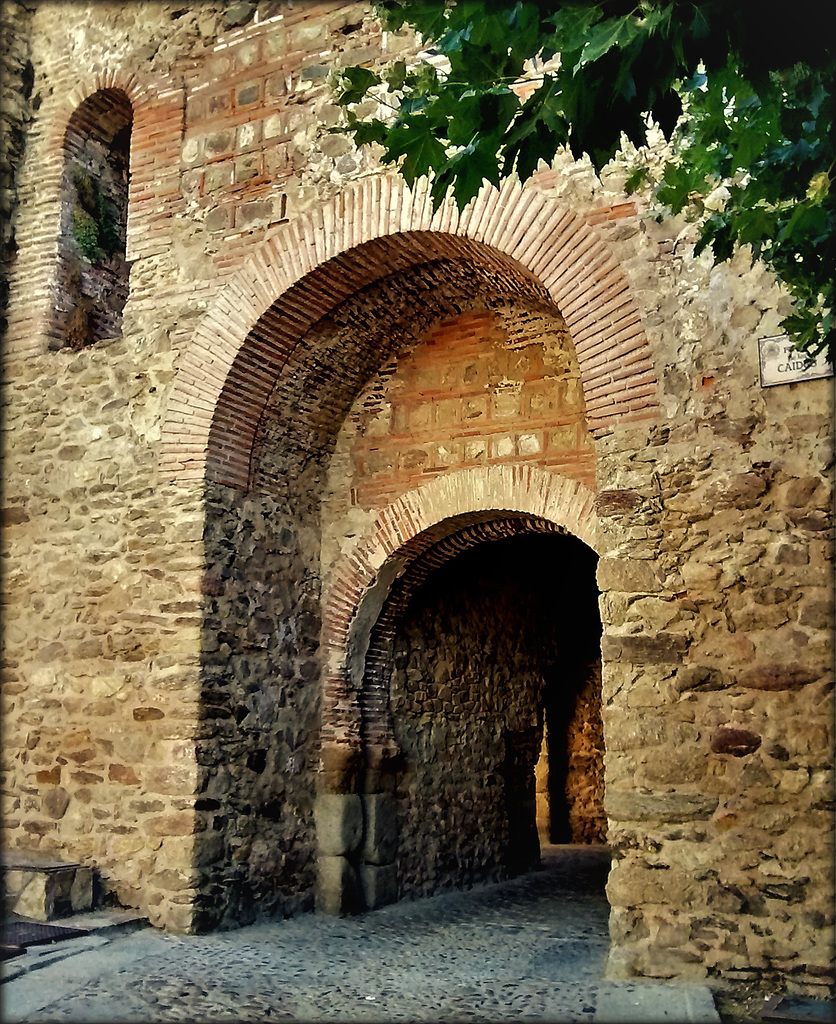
[359,862,397,909]
[316,855,362,915]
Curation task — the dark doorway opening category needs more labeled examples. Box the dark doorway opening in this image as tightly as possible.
[381,529,602,902]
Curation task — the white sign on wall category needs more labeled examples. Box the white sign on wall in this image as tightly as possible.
[758,334,834,388]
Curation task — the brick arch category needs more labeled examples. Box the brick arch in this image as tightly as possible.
[4,69,175,358]
[320,465,599,747]
[55,71,153,127]
[160,174,659,488]
[361,513,569,749]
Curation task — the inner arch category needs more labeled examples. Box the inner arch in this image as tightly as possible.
[360,513,569,750]
[358,526,604,903]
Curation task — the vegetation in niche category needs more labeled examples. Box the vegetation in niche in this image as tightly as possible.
[64,261,94,351]
[71,166,120,263]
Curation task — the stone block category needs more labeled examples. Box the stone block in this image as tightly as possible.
[597,558,661,594]
[222,2,255,28]
[315,793,363,857]
[9,867,73,921]
[361,793,397,865]
[703,471,768,511]
[593,979,720,1020]
[605,790,718,823]
[710,727,761,757]
[606,861,698,908]
[42,786,71,819]
[603,709,666,751]
[320,744,362,794]
[783,476,822,507]
[316,855,361,915]
[594,489,643,516]
[601,633,689,665]
[50,868,74,917]
[739,663,816,691]
[12,873,51,921]
[70,866,93,912]
[675,666,728,693]
[359,862,398,909]
[363,746,403,793]
[3,868,22,909]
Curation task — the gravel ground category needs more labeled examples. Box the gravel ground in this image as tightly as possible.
[2,845,726,1023]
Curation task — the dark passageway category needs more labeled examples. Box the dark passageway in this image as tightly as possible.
[374,530,603,901]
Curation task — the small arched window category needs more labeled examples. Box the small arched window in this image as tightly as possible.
[54,89,132,351]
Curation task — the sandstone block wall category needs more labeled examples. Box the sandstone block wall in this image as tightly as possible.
[0,0,832,996]
[552,658,607,845]
[588,216,834,988]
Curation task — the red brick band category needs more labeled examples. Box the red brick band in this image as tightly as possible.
[319,465,598,745]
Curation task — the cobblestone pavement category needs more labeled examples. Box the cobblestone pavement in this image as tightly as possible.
[2,846,720,1023]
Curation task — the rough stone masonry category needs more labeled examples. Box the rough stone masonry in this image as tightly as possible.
[0,0,832,1000]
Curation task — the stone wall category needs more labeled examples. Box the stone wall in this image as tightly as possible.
[195,481,322,929]
[562,659,607,844]
[0,0,832,998]
[389,537,548,896]
[586,193,834,989]
[0,329,206,929]
[544,656,607,846]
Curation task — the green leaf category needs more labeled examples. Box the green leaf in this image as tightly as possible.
[72,205,100,261]
[625,165,651,194]
[505,120,560,182]
[543,4,603,55]
[657,160,710,213]
[374,0,447,37]
[780,200,829,245]
[351,118,389,147]
[574,14,640,72]
[335,66,380,106]
[384,61,407,92]
[448,139,502,207]
[382,119,450,185]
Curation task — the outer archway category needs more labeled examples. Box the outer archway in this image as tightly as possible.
[159,174,659,489]
[184,176,658,931]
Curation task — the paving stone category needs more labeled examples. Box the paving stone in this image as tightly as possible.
[1,848,720,1024]
[593,981,721,1023]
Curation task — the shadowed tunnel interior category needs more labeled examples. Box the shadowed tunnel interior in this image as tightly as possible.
[375,530,604,899]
